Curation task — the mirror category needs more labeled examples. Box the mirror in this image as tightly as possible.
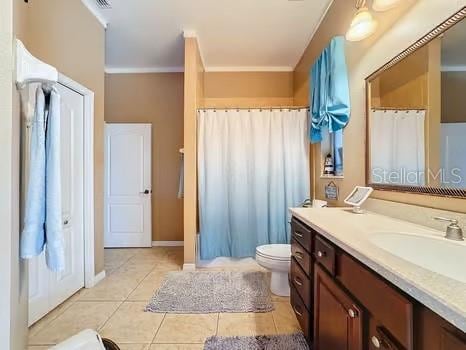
[366,9,466,198]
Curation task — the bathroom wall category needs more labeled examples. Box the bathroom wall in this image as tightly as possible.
[293,0,466,213]
[203,72,294,107]
[184,36,205,266]
[105,73,184,242]
[17,0,107,272]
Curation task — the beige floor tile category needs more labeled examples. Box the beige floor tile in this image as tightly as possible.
[77,275,139,301]
[99,302,165,344]
[127,271,169,301]
[29,302,120,345]
[28,347,50,350]
[149,345,204,350]
[272,302,301,334]
[217,312,277,337]
[117,345,150,350]
[29,295,77,337]
[271,295,290,303]
[154,314,217,344]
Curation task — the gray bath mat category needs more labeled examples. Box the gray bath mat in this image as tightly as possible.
[145,271,273,313]
[204,333,309,350]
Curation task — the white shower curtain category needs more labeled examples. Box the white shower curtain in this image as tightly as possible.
[371,110,426,186]
[198,108,310,260]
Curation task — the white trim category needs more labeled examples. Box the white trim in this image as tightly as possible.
[81,0,108,29]
[58,73,96,289]
[92,270,106,285]
[441,65,466,72]
[105,67,184,74]
[183,263,196,271]
[152,241,184,247]
[183,30,197,38]
[205,66,294,72]
[293,0,334,69]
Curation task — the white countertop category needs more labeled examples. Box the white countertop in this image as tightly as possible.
[290,207,466,332]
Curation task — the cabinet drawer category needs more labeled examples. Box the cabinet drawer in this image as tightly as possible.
[338,253,413,350]
[291,238,311,276]
[291,218,312,252]
[290,285,311,342]
[290,258,311,309]
[314,235,336,276]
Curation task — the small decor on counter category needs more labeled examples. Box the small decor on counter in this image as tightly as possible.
[324,153,335,175]
[325,181,339,200]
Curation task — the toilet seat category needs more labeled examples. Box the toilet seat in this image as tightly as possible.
[256,244,291,261]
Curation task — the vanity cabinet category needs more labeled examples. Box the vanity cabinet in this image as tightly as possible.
[289,216,466,350]
[314,265,364,350]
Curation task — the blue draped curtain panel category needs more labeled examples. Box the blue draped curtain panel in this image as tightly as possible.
[309,36,350,176]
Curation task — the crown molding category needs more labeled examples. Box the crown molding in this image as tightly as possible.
[81,0,108,29]
[204,66,294,72]
[183,29,207,70]
[441,65,466,72]
[105,66,184,74]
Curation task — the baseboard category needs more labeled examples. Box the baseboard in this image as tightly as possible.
[93,270,106,286]
[183,263,196,271]
[152,241,184,247]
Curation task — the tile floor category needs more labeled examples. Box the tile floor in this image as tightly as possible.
[28,247,300,349]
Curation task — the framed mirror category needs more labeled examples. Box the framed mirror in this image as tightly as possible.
[366,7,466,198]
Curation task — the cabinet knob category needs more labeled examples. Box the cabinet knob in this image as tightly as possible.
[317,250,326,258]
[348,308,357,318]
[371,335,381,348]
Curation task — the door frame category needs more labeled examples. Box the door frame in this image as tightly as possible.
[58,74,97,288]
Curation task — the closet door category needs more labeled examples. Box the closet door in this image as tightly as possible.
[27,83,85,325]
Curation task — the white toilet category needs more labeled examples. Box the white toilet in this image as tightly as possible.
[256,244,291,296]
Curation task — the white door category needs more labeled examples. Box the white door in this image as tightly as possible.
[28,83,85,325]
[441,123,466,188]
[104,124,152,247]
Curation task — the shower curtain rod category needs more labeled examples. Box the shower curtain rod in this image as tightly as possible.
[371,107,426,111]
[199,106,310,111]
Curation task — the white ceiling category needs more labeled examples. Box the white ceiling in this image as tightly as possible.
[87,0,333,72]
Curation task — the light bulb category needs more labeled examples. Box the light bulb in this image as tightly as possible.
[373,0,402,12]
[345,7,378,42]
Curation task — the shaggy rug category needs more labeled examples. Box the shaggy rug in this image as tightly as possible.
[204,333,309,350]
[145,271,274,313]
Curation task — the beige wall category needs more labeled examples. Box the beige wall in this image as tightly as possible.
[203,72,294,107]
[184,37,205,265]
[442,71,466,123]
[293,0,466,213]
[14,0,106,272]
[105,73,184,242]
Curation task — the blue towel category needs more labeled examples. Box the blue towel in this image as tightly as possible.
[21,86,64,272]
[21,87,47,259]
[45,88,65,271]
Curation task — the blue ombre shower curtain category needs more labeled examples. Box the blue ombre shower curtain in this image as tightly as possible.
[310,36,350,175]
[198,108,310,260]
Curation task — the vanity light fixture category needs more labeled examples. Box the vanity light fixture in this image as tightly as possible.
[346,0,378,42]
[372,0,402,12]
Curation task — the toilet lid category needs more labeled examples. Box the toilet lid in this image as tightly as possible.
[256,244,291,261]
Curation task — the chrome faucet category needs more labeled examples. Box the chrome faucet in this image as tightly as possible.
[433,216,464,241]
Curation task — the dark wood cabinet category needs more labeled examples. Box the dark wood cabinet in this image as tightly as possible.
[289,215,466,350]
[314,265,364,350]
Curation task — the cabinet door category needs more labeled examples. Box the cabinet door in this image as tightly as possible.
[314,266,364,350]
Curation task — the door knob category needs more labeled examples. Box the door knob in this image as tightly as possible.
[140,189,151,194]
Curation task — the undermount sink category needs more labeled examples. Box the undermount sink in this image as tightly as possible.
[370,232,466,284]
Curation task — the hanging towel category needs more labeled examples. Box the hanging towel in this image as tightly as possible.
[20,87,47,259]
[20,86,64,272]
[45,88,65,271]
[310,36,350,144]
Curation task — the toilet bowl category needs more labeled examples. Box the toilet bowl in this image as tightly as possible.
[256,244,291,296]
